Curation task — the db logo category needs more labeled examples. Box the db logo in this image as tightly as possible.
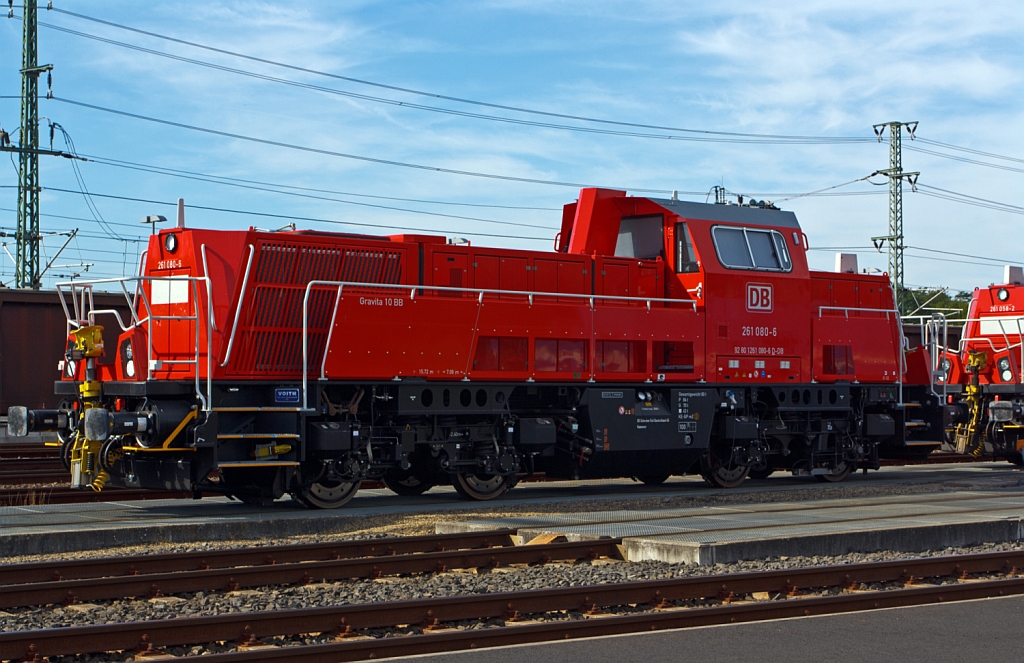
[747,283,773,312]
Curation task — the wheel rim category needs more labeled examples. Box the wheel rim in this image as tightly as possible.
[703,448,749,488]
[454,473,510,500]
[302,479,360,509]
[817,461,852,482]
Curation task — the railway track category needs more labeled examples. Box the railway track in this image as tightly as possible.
[0,446,1002,504]
[2,548,1022,661]
[0,530,616,608]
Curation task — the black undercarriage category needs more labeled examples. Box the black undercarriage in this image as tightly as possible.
[43,377,945,508]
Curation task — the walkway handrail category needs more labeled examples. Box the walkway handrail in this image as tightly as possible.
[301,279,701,411]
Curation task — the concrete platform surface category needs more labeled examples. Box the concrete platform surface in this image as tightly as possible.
[2,462,1023,557]
[439,490,1024,564]
[400,594,1024,663]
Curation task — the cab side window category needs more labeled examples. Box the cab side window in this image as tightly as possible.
[711,226,792,272]
[615,215,664,260]
[674,222,699,273]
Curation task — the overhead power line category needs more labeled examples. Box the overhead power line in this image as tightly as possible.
[80,156,560,210]
[40,187,554,242]
[915,184,1024,216]
[77,155,559,231]
[36,21,872,146]
[905,144,1024,175]
[49,96,686,194]
[916,138,1024,165]
[48,7,874,145]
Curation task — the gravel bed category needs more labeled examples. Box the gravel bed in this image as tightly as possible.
[3,538,1024,635]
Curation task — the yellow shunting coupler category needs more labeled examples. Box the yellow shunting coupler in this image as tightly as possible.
[66,325,108,491]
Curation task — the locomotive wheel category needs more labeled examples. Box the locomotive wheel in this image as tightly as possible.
[382,469,434,496]
[59,436,74,471]
[748,467,775,480]
[1006,451,1024,467]
[298,479,361,509]
[452,472,512,501]
[636,474,671,486]
[700,450,749,489]
[815,461,853,483]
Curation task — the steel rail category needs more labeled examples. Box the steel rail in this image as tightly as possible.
[183,577,1024,663]
[0,470,66,485]
[0,538,619,609]
[2,550,1024,659]
[0,529,516,586]
[0,486,194,505]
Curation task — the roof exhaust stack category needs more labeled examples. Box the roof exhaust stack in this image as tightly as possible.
[1004,265,1023,286]
[177,198,185,228]
[835,253,858,274]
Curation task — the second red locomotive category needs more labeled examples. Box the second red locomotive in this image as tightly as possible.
[8,188,947,506]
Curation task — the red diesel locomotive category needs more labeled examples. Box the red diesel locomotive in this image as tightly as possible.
[8,188,948,507]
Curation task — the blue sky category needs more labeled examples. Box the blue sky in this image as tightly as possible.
[1,1,1021,295]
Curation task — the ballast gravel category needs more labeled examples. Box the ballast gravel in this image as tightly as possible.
[3,539,1024,634]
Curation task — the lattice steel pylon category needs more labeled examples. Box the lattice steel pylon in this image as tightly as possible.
[871,121,919,314]
[13,2,52,289]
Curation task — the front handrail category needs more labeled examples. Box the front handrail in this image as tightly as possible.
[55,272,214,412]
[301,279,701,411]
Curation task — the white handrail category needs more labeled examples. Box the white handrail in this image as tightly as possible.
[300,278,701,411]
[219,244,255,368]
[55,274,214,412]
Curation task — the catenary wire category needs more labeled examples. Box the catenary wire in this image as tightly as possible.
[916,138,1024,165]
[905,144,1024,175]
[47,8,876,145]
[49,96,685,194]
[40,187,554,241]
[36,21,871,146]
[76,156,560,231]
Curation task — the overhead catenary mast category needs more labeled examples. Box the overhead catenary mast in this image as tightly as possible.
[1,2,80,288]
[870,121,919,314]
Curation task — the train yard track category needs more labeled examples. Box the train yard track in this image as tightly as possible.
[0,442,997,506]
[2,544,1023,661]
[0,444,64,486]
[0,530,620,608]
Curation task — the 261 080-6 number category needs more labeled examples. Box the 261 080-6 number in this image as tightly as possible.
[741,326,777,337]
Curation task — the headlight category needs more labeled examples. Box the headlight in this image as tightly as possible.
[940,357,952,370]
[65,360,76,378]
[999,357,1013,381]
[999,357,1011,372]
[998,288,1010,302]
[125,359,135,378]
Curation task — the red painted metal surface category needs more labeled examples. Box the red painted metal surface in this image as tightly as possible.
[101,189,906,389]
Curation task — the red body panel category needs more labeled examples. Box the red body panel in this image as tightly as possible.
[113,189,909,389]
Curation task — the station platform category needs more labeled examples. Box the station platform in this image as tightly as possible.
[440,490,1024,564]
[2,463,1023,558]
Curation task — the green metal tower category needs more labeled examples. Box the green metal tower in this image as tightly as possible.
[871,121,919,314]
[14,1,52,289]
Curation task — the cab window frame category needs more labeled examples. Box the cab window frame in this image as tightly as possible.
[674,221,700,274]
[710,225,793,273]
